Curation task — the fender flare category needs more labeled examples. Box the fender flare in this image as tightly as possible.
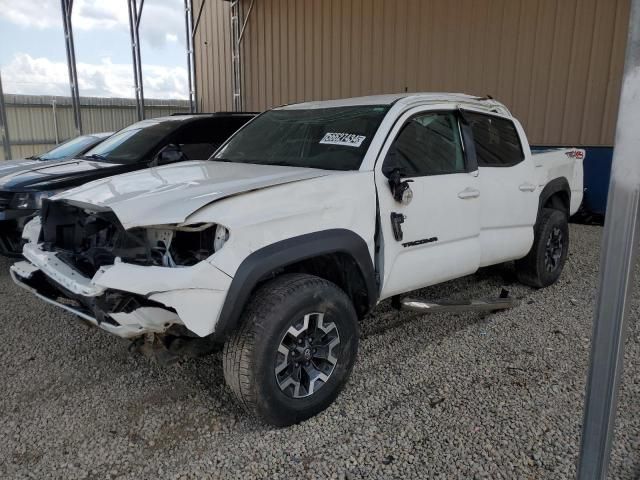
[538,177,571,219]
[214,229,378,337]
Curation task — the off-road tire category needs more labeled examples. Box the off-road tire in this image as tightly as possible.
[223,273,359,426]
[516,208,569,288]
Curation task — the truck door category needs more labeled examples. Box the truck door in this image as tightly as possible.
[461,110,538,266]
[376,108,481,299]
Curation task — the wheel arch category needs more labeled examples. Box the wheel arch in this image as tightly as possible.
[214,229,378,338]
[538,177,571,218]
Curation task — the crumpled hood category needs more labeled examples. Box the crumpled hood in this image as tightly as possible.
[56,160,334,228]
[0,157,135,191]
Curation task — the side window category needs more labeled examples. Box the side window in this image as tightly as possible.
[382,112,465,177]
[173,118,248,161]
[464,112,524,167]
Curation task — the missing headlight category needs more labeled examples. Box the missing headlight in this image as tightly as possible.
[165,224,229,266]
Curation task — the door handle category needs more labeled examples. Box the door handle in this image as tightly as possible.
[457,187,480,199]
[519,183,536,192]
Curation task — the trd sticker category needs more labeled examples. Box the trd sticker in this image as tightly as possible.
[565,150,585,160]
[320,132,366,147]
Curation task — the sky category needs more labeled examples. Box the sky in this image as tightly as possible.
[0,0,189,99]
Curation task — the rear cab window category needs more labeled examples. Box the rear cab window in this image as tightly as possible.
[463,111,524,167]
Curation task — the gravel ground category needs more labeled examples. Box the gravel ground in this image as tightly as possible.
[0,224,638,479]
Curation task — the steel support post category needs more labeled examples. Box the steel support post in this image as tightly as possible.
[186,0,205,113]
[230,0,242,111]
[577,0,640,477]
[127,0,145,120]
[184,0,197,113]
[0,71,11,160]
[61,0,82,135]
[52,100,59,144]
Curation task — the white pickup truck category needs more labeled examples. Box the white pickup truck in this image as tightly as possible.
[11,93,583,426]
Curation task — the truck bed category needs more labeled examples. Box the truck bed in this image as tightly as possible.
[532,148,585,215]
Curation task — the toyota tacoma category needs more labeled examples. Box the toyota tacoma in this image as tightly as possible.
[11,94,584,426]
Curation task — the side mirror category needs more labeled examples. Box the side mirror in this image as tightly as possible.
[152,144,184,166]
[388,169,414,205]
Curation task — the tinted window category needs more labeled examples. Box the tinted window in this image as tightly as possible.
[175,117,251,160]
[464,112,524,167]
[39,135,102,161]
[382,112,465,177]
[214,106,389,171]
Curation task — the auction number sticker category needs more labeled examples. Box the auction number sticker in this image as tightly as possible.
[320,132,366,147]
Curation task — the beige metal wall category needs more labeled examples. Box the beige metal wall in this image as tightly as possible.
[195,0,630,146]
[0,95,190,161]
[193,0,235,112]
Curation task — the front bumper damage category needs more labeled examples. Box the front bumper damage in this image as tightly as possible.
[11,242,233,339]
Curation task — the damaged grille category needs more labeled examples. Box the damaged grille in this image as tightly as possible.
[41,199,158,277]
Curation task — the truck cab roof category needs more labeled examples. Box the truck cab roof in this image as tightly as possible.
[277,93,512,117]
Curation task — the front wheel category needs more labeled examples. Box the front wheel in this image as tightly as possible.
[516,208,569,288]
[223,273,359,426]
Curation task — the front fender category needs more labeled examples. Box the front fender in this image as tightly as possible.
[213,229,377,338]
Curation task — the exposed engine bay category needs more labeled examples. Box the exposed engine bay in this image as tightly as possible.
[40,199,223,277]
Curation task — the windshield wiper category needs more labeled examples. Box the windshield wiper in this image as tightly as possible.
[81,153,107,161]
[26,155,41,160]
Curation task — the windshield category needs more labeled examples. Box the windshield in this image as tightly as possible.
[213,106,389,170]
[83,119,181,164]
[38,135,101,161]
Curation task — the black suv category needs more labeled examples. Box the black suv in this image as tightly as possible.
[0,113,255,256]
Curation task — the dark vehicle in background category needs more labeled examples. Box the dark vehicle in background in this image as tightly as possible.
[0,113,255,256]
[0,132,113,178]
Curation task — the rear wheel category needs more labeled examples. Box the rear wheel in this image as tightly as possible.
[516,208,569,288]
[223,273,359,426]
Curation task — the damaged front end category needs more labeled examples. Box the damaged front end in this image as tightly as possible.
[39,199,227,275]
[11,199,232,339]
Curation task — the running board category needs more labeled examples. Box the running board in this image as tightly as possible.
[398,289,517,314]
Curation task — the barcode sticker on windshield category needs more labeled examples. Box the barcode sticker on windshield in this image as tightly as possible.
[320,132,366,148]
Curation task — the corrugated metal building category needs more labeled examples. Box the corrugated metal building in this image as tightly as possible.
[194,0,630,147]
